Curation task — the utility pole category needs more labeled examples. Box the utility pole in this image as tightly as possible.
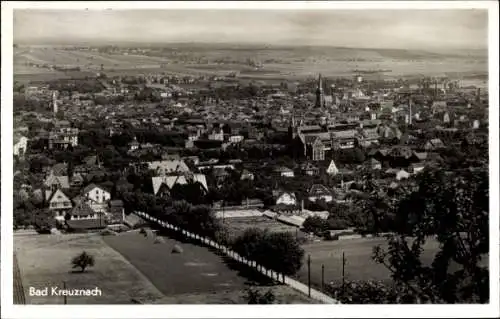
[307,254,311,297]
[321,264,325,292]
[342,252,346,291]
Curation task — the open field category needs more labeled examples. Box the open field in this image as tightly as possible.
[295,237,489,289]
[14,233,165,304]
[14,46,488,84]
[103,230,316,303]
[296,238,408,286]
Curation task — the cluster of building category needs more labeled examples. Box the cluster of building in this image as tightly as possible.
[13,69,488,231]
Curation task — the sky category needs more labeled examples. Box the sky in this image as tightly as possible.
[13,9,488,50]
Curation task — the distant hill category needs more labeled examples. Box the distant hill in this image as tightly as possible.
[14,40,487,60]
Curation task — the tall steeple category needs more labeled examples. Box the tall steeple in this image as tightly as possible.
[315,74,324,108]
[53,91,58,115]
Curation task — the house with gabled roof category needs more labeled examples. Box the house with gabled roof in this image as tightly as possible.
[300,162,319,176]
[44,173,70,192]
[66,201,107,230]
[424,138,445,151]
[82,184,111,204]
[48,189,73,222]
[274,191,298,206]
[82,184,111,213]
[152,174,208,197]
[70,173,85,188]
[147,159,190,175]
[308,184,333,203]
[50,163,68,176]
[326,159,339,176]
[274,166,294,178]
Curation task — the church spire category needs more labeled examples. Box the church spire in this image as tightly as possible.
[315,73,324,108]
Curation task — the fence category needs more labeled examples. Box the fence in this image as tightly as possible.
[134,211,339,304]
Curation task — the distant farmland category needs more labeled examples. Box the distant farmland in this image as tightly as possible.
[14,46,488,83]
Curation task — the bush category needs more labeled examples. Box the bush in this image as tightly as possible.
[244,288,276,304]
[71,251,95,273]
[326,280,422,304]
[327,218,349,230]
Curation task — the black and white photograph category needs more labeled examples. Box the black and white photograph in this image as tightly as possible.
[1,1,499,318]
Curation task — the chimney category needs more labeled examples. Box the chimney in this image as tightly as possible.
[476,88,481,103]
[301,199,304,212]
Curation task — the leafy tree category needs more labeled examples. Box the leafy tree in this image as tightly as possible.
[231,228,267,261]
[33,209,53,234]
[302,216,328,235]
[232,228,304,276]
[71,251,95,273]
[372,167,489,303]
[55,110,65,120]
[170,182,208,205]
[244,288,276,304]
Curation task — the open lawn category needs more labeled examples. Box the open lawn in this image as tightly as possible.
[14,233,165,304]
[296,237,441,287]
[296,237,489,291]
[103,230,316,304]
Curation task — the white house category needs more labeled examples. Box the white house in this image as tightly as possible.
[396,169,410,181]
[13,135,28,157]
[276,192,297,206]
[82,184,111,213]
[326,160,339,176]
[229,135,244,143]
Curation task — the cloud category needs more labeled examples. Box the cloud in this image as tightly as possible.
[13,9,488,49]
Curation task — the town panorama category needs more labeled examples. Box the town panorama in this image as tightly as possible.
[12,8,490,306]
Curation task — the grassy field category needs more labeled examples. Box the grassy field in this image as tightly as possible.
[14,233,165,304]
[103,230,316,304]
[295,237,441,287]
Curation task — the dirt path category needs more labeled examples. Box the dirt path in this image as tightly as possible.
[13,253,26,304]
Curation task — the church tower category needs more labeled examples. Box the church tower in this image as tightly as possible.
[53,91,58,115]
[315,74,324,108]
[288,112,298,140]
